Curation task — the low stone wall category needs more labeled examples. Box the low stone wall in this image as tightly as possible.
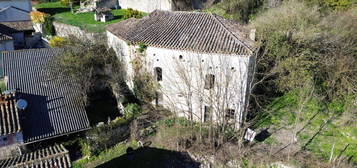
[118,0,173,13]
[53,22,106,42]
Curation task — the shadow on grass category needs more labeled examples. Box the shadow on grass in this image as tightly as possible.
[37,8,70,15]
[112,15,124,20]
[97,147,200,168]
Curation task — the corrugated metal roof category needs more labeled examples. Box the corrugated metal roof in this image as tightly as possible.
[106,10,255,55]
[0,144,71,168]
[2,48,90,143]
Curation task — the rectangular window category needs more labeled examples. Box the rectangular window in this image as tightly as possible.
[154,67,162,81]
[204,106,212,122]
[204,74,215,89]
[226,109,235,119]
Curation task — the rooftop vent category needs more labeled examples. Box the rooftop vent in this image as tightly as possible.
[16,99,28,110]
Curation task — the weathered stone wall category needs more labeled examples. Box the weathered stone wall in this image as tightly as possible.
[107,31,255,128]
[97,0,119,9]
[118,0,173,13]
[53,22,105,42]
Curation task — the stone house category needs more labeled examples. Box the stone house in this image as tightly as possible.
[118,0,209,13]
[107,10,256,128]
[94,7,114,22]
[78,0,119,13]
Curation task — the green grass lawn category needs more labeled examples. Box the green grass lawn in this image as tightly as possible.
[34,2,129,33]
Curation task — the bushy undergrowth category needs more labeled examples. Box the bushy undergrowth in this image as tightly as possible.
[73,140,138,168]
[256,89,356,162]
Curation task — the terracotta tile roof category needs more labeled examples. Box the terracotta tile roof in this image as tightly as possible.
[2,48,90,143]
[0,21,33,33]
[107,10,255,55]
[0,144,71,168]
[0,91,21,135]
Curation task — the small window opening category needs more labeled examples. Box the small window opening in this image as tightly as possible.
[204,106,212,122]
[202,60,204,62]
[231,67,235,70]
[179,55,183,59]
[154,67,162,81]
[156,59,159,61]
[204,74,215,89]
[226,109,235,119]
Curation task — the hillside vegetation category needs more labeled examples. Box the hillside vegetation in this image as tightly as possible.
[207,0,356,166]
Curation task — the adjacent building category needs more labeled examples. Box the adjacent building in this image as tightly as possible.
[107,10,256,127]
[0,33,14,51]
[0,144,71,168]
[0,0,38,50]
[0,48,90,158]
[94,7,114,22]
[0,0,31,22]
[0,0,31,13]
[0,5,30,22]
[117,0,205,13]
[0,21,35,50]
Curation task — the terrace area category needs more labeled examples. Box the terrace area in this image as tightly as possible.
[34,2,136,33]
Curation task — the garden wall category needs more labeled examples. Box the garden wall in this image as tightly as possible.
[118,0,173,13]
[53,22,105,42]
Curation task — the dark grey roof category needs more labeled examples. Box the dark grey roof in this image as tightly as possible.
[0,92,21,135]
[2,48,90,143]
[107,10,254,55]
[0,6,30,13]
[0,144,71,168]
[0,21,33,35]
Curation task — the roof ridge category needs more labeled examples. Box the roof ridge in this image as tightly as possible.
[1,48,58,54]
[9,5,30,13]
[0,6,29,13]
[210,13,252,53]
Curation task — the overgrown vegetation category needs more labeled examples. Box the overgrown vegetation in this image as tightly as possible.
[48,36,118,104]
[123,8,143,20]
[49,36,66,47]
[247,0,356,165]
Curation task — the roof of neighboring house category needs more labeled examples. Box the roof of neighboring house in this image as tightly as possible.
[0,5,30,13]
[2,48,90,143]
[0,144,71,168]
[0,92,21,135]
[0,20,33,35]
[0,33,12,41]
[107,10,255,55]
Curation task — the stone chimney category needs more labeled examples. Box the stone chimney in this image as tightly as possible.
[249,29,256,41]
